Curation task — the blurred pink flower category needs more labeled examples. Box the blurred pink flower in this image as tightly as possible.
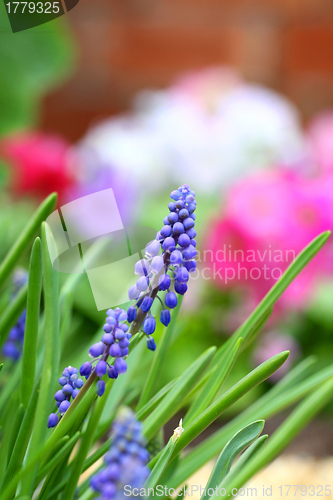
[307,111,333,174]
[1,132,75,202]
[205,169,333,310]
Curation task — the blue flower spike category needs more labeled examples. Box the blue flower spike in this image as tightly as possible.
[90,408,150,497]
[48,366,84,428]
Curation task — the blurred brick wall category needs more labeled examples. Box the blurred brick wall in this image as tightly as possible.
[42,0,333,141]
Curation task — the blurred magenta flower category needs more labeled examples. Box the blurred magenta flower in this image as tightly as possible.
[205,170,333,310]
[1,132,75,202]
[307,111,333,174]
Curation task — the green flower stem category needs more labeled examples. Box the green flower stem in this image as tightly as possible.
[137,296,183,411]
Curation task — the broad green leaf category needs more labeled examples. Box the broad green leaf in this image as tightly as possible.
[20,237,42,408]
[0,283,27,350]
[20,223,60,496]
[201,420,264,500]
[218,377,333,498]
[185,338,242,425]
[221,434,268,485]
[143,346,217,441]
[0,193,57,287]
[137,297,183,410]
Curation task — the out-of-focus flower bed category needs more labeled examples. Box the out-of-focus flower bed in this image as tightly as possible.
[2,67,333,412]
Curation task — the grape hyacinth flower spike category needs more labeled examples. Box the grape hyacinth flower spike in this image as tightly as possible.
[80,307,131,397]
[129,184,197,350]
[48,366,84,428]
[90,407,150,499]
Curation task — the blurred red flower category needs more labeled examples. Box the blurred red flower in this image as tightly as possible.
[1,132,75,202]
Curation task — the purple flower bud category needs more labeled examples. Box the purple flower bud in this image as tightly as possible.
[141,296,153,313]
[55,390,66,402]
[172,222,184,234]
[80,361,92,378]
[179,208,189,219]
[110,343,121,357]
[115,328,125,340]
[72,389,80,399]
[190,238,197,247]
[108,366,118,379]
[183,217,195,230]
[165,292,178,309]
[74,379,84,389]
[48,413,58,428]
[186,228,197,239]
[89,342,105,358]
[127,306,137,323]
[118,311,128,321]
[143,317,156,335]
[175,267,190,283]
[120,347,129,357]
[102,333,114,345]
[175,281,188,295]
[160,309,171,326]
[158,273,171,291]
[106,315,117,325]
[170,189,181,200]
[190,213,196,220]
[178,233,191,247]
[162,237,176,252]
[114,357,127,374]
[168,201,177,211]
[119,323,129,332]
[151,256,164,274]
[170,250,183,266]
[135,259,150,276]
[145,239,161,257]
[176,199,185,209]
[119,337,129,348]
[136,276,149,292]
[187,203,196,213]
[58,376,67,386]
[160,225,172,238]
[62,384,73,396]
[96,380,105,397]
[128,285,140,301]
[167,212,178,224]
[163,217,170,225]
[184,260,197,273]
[59,400,71,414]
[182,244,197,260]
[103,323,113,333]
[96,360,107,377]
[147,337,156,351]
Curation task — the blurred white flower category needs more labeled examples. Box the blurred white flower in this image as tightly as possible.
[80,67,305,192]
